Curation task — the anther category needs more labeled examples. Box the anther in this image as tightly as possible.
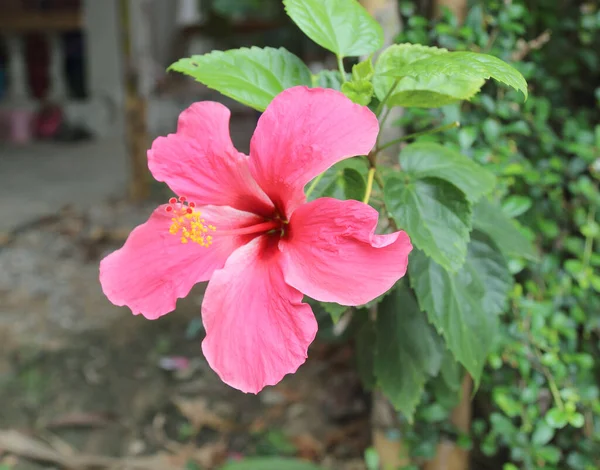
[164,196,215,248]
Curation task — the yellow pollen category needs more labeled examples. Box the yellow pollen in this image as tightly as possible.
[166,198,216,247]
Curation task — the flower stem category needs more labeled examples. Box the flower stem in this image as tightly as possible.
[337,55,347,83]
[305,172,325,199]
[375,107,392,149]
[376,121,460,152]
[363,167,376,204]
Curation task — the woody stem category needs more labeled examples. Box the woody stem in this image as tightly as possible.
[376,121,460,152]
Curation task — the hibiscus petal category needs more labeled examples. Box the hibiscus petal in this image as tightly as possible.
[201,236,318,394]
[100,205,262,320]
[249,86,379,217]
[280,198,412,306]
[148,102,274,215]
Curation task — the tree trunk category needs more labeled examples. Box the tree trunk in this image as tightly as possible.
[120,0,151,201]
[424,375,473,470]
[434,0,467,23]
[124,93,151,201]
[371,390,411,470]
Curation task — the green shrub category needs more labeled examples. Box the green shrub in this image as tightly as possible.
[396,1,600,468]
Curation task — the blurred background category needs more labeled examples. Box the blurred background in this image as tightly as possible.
[0,1,598,469]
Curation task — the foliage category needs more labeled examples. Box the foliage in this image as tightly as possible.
[374,286,444,419]
[395,0,600,468]
[409,233,513,385]
[283,0,384,58]
[169,47,311,111]
[166,0,561,467]
[373,44,485,107]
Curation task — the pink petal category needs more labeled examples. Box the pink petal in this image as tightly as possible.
[249,86,379,217]
[100,205,262,320]
[148,102,274,215]
[201,236,318,394]
[280,198,412,306]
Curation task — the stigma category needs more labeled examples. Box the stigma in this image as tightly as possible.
[165,196,216,247]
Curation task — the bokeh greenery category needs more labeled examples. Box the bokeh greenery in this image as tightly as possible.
[395,1,600,468]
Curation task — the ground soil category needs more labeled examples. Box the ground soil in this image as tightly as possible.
[0,200,370,470]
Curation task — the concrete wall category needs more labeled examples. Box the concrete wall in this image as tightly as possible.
[82,0,125,137]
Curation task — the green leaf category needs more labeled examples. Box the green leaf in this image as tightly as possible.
[221,458,324,470]
[493,389,522,417]
[321,302,348,323]
[307,161,367,202]
[385,176,472,271]
[356,320,376,390]
[341,168,367,200]
[380,49,528,100]
[546,408,569,429]
[352,58,375,81]
[473,199,538,261]
[409,233,513,384]
[430,370,462,410]
[504,464,519,470]
[169,47,311,111]
[569,412,585,428]
[482,118,502,143]
[501,195,532,217]
[375,286,444,420]
[283,0,383,57]
[362,289,394,309]
[364,447,380,470]
[373,44,484,108]
[312,70,347,90]
[532,421,555,446]
[439,351,463,393]
[536,446,561,464]
[342,80,374,105]
[399,142,496,202]
[419,403,449,423]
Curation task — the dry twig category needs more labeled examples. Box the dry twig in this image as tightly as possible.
[0,429,182,470]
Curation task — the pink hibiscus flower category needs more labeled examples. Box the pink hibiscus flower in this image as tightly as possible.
[100,86,412,393]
